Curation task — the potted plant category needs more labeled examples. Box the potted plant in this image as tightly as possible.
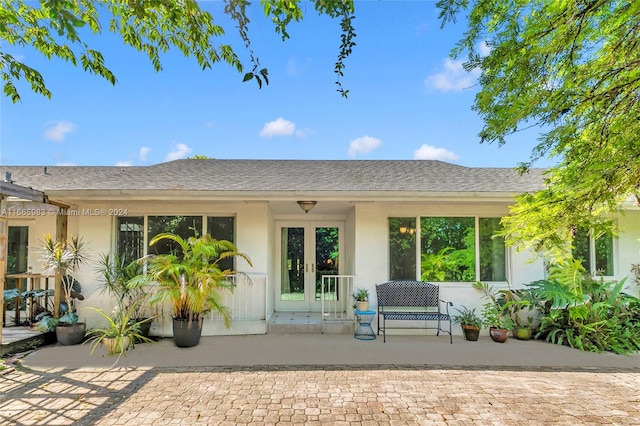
[97,253,152,338]
[451,305,482,341]
[473,281,514,343]
[131,233,252,347]
[39,234,88,345]
[85,302,154,365]
[498,288,534,340]
[352,288,370,311]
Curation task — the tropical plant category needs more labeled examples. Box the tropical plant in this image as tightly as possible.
[39,235,88,326]
[473,281,515,330]
[525,261,640,354]
[85,302,153,364]
[132,233,252,328]
[451,305,482,328]
[97,253,149,321]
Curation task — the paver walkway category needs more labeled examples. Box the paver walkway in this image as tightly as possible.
[2,334,640,425]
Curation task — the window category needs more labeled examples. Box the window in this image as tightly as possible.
[573,228,614,276]
[117,217,144,264]
[479,218,506,281]
[148,216,203,255]
[116,215,235,262]
[389,218,416,280]
[389,216,506,282]
[207,216,235,271]
[420,217,475,282]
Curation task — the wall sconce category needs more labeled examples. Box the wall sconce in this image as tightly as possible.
[297,201,317,213]
[399,227,415,235]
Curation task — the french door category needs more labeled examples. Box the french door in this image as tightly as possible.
[276,221,343,311]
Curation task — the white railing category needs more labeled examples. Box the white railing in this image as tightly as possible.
[321,275,355,320]
[214,273,267,321]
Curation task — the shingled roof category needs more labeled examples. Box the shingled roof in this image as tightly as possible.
[0,159,546,195]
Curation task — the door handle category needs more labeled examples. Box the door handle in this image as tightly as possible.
[312,264,315,273]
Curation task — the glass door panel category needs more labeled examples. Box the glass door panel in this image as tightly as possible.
[314,227,339,302]
[276,222,342,312]
[280,227,305,302]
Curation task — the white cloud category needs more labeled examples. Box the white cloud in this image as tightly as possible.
[43,120,76,142]
[348,136,382,158]
[164,143,192,161]
[115,161,133,167]
[413,144,459,161]
[139,146,151,161]
[477,40,491,57]
[55,162,78,166]
[260,117,297,138]
[424,58,480,92]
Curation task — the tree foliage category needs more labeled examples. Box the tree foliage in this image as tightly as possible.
[438,0,640,258]
[1,0,355,102]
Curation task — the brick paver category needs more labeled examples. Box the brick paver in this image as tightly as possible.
[1,364,639,425]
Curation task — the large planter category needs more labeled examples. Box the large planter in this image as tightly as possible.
[489,327,509,343]
[513,326,532,341]
[103,336,131,354]
[56,322,86,346]
[172,318,203,347]
[461,324,480,341]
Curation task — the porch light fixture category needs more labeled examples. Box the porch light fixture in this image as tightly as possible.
[399,227,415,235]
[297,201,317,213]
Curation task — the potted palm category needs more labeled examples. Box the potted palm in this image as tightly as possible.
[451,305,482,341]
[132,233,252,347]
[352,288,370,311]
[97,253,152,338]
[39,234,88,345]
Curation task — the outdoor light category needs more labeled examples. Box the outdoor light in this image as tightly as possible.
[297,201,317,213]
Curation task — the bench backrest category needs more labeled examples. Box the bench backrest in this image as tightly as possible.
[376,280,440,309]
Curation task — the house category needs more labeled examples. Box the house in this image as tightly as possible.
[2,159,638,336]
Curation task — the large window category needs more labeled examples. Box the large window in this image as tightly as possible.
[116,215,235,262]
[389,216,506,282]
[573,228,614,276]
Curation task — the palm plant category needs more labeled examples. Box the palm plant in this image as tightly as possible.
[133,233,252,328]
[40,234,88,325]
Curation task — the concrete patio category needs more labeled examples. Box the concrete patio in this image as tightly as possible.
[18,333,640,370]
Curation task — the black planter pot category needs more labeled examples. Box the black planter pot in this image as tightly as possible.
[56,322,86,346]
[172,318,203,347]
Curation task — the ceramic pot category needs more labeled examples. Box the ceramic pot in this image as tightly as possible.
[103,336,131,354]
[356,301,370,311]
[55,322,86,346]
[489,327,509,343]
[513,326,532,341]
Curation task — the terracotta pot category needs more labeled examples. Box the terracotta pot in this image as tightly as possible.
[489,327,509,343]
[172,318,203,347]
[55,322,86,346]
[461,324,480,341]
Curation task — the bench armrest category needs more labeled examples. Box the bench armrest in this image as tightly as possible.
[440,299,453,315]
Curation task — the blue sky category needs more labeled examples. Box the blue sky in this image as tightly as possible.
[1,1,550,168]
